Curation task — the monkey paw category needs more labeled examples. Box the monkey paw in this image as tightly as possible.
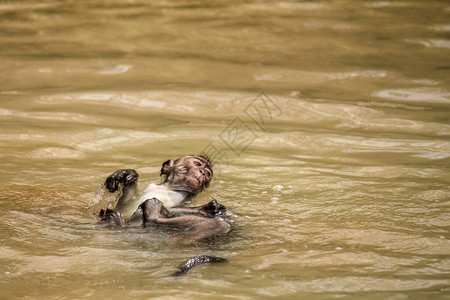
[140,198,170,221]
[99,209,127,227]
[105,169,139,193]
[199,200,226,218]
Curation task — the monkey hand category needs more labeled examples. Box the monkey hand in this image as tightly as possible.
[104,169,139,193]
[198,200,226,218]
[99,208,127,227]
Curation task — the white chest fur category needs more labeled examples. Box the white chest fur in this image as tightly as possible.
[138,183,185,208]
[116,183,186,218]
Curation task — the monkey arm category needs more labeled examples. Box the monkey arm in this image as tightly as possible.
[104,169,140,210]
[168,199,226,218]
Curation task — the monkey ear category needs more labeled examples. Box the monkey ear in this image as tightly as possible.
[160,159,174,176]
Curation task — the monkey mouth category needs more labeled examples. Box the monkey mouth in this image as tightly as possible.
[187,175,201,185]
[188,175,209,191]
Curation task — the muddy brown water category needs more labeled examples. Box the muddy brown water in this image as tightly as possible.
[0,1,449,299]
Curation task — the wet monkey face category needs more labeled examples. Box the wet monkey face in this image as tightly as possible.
[160,155,213,195]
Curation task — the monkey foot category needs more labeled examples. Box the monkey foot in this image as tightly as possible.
[198,200,226,218]
[105,169,139,193]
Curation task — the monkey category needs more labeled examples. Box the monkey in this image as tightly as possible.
[94,154,232,274]
[95,154,232,246]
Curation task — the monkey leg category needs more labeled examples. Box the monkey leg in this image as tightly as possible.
[169,199,227,218]
[140,198,231,245]
[169,219,231,245]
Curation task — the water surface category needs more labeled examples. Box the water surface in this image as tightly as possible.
[0,0,449,299]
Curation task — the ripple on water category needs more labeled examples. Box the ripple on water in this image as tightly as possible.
[373,88,450,104]
[99,64,133,75]
[0,2,60,10]
[255,131,450,162]
[257,277,450,294]
[0,108,99,124]
[254,69,387,84]
[405,38,450,49]
[429,24,450,32]
[247,2,325,11]
[0,128,168,156]
[28,147,86,159]
[38,91,245,114]
[366,1,412,8]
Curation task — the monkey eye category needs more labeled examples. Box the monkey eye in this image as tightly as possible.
[194,161,201,167]
[205,170,211,177]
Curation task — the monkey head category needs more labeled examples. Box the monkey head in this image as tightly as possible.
[160,154,213,195]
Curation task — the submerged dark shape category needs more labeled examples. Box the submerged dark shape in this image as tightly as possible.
[172,255,227,276]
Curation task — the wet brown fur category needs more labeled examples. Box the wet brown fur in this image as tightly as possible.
[161,155,213,195]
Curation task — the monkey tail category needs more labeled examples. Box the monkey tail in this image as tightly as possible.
[172,255,227,276]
